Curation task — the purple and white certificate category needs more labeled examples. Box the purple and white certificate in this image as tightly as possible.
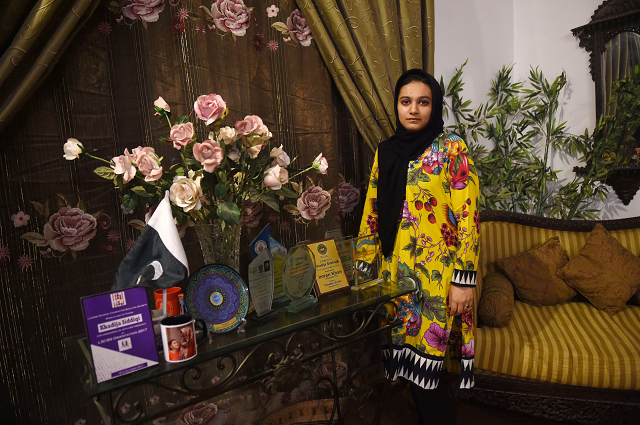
[82,287,158,383]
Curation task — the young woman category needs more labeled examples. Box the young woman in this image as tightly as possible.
[359,69,479,424]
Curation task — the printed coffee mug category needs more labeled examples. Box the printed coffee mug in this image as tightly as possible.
[160,314,208,363]
[154,287,182,317]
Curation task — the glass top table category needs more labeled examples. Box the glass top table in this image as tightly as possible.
[64,280,413,398]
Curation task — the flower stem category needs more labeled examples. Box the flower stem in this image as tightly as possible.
[84,153,112,165]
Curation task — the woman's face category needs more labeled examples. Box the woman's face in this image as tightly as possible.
[397,81,433,132]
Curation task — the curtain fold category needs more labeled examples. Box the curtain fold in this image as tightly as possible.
[0,0,101,133]
[295,0,435,152]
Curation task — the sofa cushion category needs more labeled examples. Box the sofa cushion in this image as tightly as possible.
[557,224,640,315]
[478,272,514,327]
[497,237,576,307]
[475,301,640,390]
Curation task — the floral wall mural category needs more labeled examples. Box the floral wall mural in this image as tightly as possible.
[0,1,375,423]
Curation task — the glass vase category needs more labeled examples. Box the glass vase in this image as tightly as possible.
[194,220,242,272]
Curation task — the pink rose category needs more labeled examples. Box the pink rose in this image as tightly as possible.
[170,122,195,149]
[120,0,165,22]
[131,146,155,161]
[193,140,224,173]
[112,149,137,182]
[338,182,360,213]
[153,96,170,112]
[312,153,328,174]
[136,151,163,182]
[297,185,331,220]
[235,115,265,136]
[177,402,218,425]
[194,93,226,125]
[241,201,263,228]
[287,9,313,47]
[43,207,97,252]
[263,165,283,190]
[210,0,252,37]
[313,357,348,389]
[270,144,290,166]
[246,143,263,159]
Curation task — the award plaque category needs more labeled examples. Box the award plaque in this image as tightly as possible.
[351,234,383,290]
[248,250,274,317]
[334,236,354,283]
[282,244,317,313]
[307,239,350,296]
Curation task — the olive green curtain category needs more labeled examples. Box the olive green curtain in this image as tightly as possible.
[0,0,101,133]
[294,0,435,152]
[603,31,640,115]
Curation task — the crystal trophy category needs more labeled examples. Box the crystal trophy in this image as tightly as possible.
[351,234,383,290]
[282,244,317,313]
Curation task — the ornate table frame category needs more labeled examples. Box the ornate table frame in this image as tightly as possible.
[65,280,413,424]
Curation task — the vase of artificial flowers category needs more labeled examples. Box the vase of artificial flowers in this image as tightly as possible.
[193,220,241,270]
[64,93,331,270]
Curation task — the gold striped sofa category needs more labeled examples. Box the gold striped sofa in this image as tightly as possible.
[464,211,640,425]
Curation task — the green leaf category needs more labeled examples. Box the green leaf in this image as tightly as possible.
[466,261,475,271]
[416,263,430,279]
[420,289,447,322]
[30,201,48,217]
[431,270,443,282]
[271,22,289,33]
[371,177,378,188]
[274,186,299,199]
[417,171,431,183]
[122,192,138,212]
[128,219,146,231]
[214,181,227,200]
[407,168,421,186]
[442,182,451,194]
[400,221,413,230]
[131,186,153,198]
[20,232,48,247]
[259,193,280,212]
[217,201,241,225]
[175,115,189,125]
[94,166,116,180]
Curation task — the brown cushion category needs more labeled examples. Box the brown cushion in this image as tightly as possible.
[478,272,514,327]
[497,237,576,307]
[556,224,640,315]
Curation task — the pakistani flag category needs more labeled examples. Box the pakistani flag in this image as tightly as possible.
[113,192,189,290]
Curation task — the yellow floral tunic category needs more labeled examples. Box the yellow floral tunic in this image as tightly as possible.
[359,133,479,390]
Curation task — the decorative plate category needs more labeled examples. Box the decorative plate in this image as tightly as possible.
[185,264,249,333]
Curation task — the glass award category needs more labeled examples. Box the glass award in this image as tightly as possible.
[351,234,383,290]
[282,244,317,313]
[334,236,354,284]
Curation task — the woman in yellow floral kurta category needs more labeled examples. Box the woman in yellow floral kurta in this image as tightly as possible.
[359,70,479,424]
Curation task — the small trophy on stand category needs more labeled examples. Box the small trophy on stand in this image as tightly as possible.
[351,234,383,290]
[282,244,317,313]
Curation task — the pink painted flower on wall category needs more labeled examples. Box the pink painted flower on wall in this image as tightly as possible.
[286,9,313,46]
[18,254,33,270]
[208,0,252,37]
[11,211,30,227]
[297,186,331,220]
[338,182,360,213]
[43,207,98,252]
[120,0,165,23]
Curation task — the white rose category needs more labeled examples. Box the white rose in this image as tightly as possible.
[270,144,290,166]
[63,138,84,160]
[170,174,203,212]
[218,126,237,145]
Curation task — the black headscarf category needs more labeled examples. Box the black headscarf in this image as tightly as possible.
[377,69,444,257]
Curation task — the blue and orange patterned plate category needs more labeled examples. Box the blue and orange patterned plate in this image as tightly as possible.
[185,264,249,334]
